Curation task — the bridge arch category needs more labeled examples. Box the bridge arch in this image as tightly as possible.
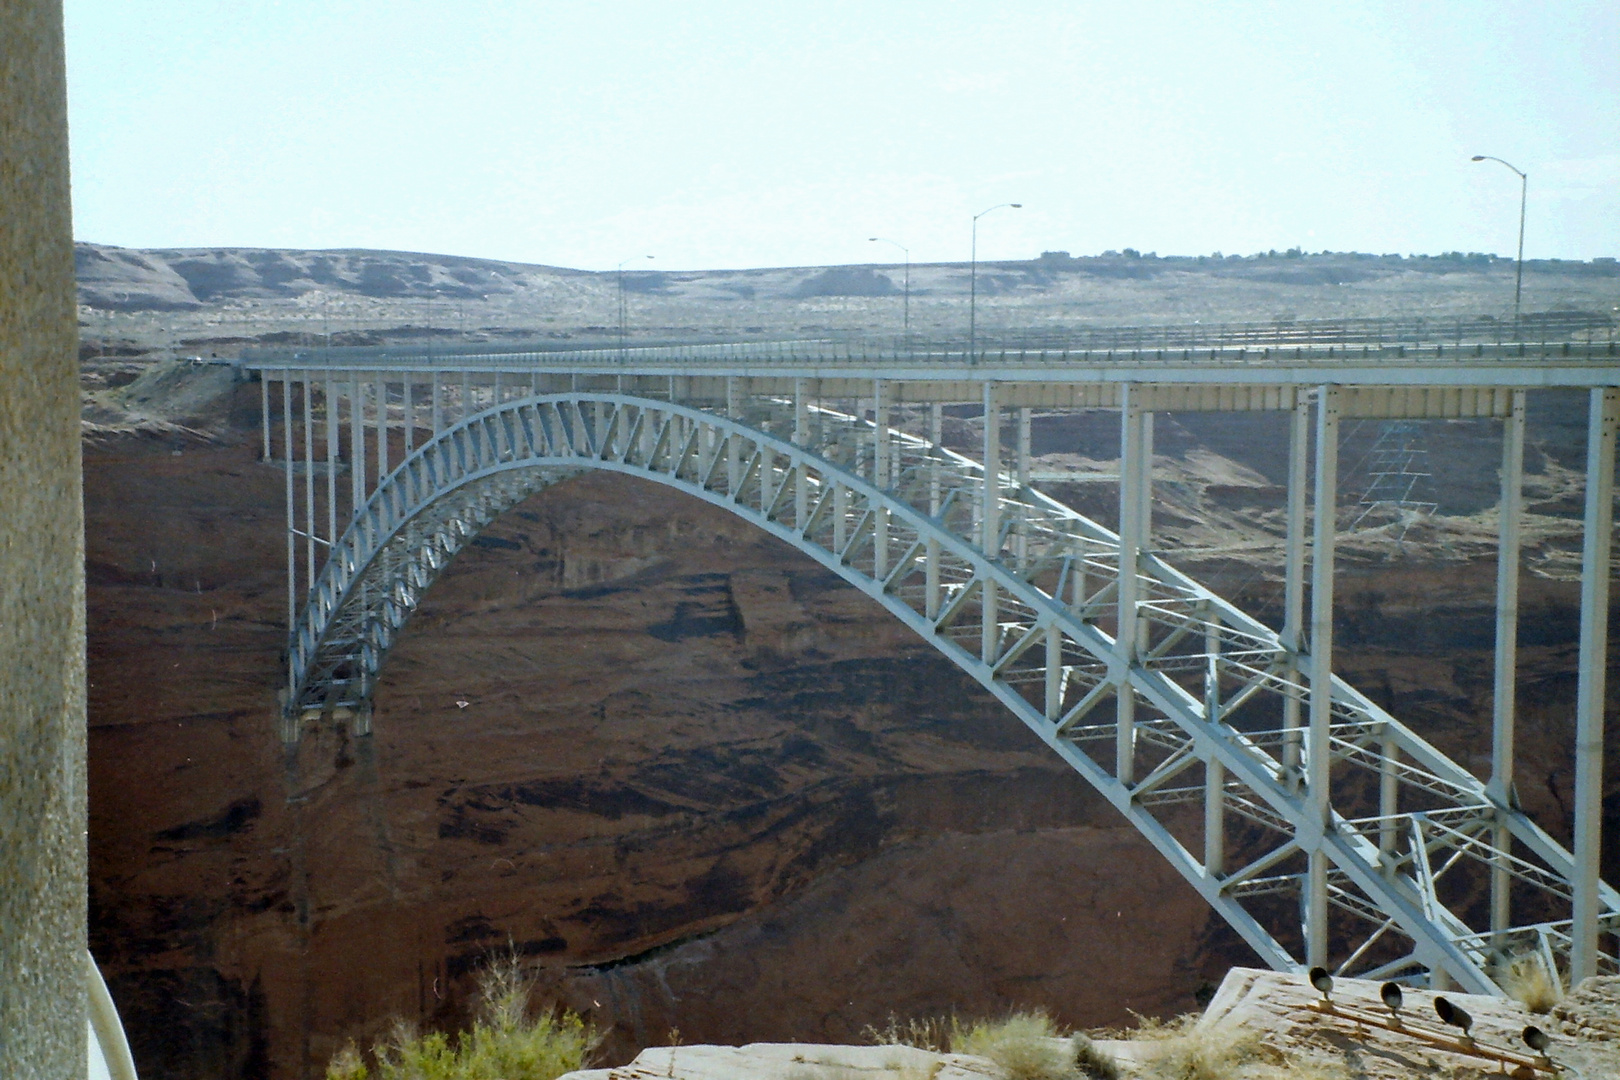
[282,388,1617,997]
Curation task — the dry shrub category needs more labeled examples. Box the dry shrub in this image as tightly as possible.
[1497,950,1563,1014]
[1070,1034,1120,1080]
[863,1014,956,1054]
[949,1011,1084,1080]
[1129,1013,1348,1080]
[324,955,598,1080]
[868,1010,1119,1080]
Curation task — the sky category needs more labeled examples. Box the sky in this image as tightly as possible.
[64,1,1620,271]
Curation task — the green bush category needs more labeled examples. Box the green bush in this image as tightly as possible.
[325,957,598,1080]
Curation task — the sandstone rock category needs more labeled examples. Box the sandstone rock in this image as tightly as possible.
[1201,966,1619,1078]
[560,1041,999,1080]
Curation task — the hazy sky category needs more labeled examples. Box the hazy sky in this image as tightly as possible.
[65,2,1619,271]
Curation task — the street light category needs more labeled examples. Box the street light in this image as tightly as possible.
[868,236,910,342]
[970,202,1021,362]
[617,255,654,359]
[1471,154,1527,325]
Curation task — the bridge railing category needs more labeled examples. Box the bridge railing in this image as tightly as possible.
[241,313,1618,370]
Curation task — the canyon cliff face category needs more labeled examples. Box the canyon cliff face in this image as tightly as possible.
[85,384,1232,1080]
[84,373,1617,1080]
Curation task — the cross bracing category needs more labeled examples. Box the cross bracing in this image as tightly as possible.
[244,334,1618,1000]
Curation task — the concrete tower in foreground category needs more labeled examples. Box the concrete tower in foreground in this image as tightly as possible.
[0,0,89,1075]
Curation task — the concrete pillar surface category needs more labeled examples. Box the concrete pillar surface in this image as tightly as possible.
[0,1,89,1076]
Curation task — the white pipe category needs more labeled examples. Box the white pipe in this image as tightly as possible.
[1570,387,1618,983]
[1491,390,1526,935]
[1307,384,1340,968]
[1282,396,1310,786]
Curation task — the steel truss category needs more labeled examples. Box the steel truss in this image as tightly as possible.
[254,363,1619,996]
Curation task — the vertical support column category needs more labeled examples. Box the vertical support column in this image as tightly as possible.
[1307,383,1340,970]
[283,376,296,663]
[1017,406,1031,488]
[1116,385,1149,785]
[431,370,443,436]
[1205,758,1226,877]
[1139,412,1154,544]
[982,382,1001,552]
[1282,395,1310,787]
[726,376,740,493]
[982,382,1001,666]
[834,483,848,553]
[1491,389,1526,936]
[376,378,388,481]
[1203,601,1226,877]
[1016,406,1031,570]
[1570,386,1618,984]
[926,402,943,620]
[349,373,364,513]
[403,375,414,455]
[873,379,889,580]
[928,403,944,516]
[302,372,316,588]
[1045,625,1063,721]
[260,375,271,460]
[794,378,809,529]
[325,375,338,551]
[1379,730,1399,862]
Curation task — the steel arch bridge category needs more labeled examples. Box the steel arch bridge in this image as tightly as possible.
[246,320,1619,998]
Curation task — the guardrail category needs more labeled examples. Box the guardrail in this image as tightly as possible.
[243,334,1620,371]
[240,313,1618,369]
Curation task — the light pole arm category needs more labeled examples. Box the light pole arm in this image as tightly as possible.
[969,203,1021,361]
[1472,155,1528,323]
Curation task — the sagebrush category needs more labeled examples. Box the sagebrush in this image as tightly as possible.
[868,1009,1117,1080]
[324,956,597,1080]
[1496,950,1563,1014]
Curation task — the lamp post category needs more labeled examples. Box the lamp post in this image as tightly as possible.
[1471,155,1527,325]
[617,255,654,359]
[970,203,1021,362]
[868,236,910,343]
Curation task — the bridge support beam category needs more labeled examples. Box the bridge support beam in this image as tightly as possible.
[431,370,443,435]
[726,377,740,491]
[1205,616,1226,876]
[350,373,363,511]
[1491,389,1526,938]
[982,382,1000,664]
[1016,407,1031,570]
[1571,387,1618,983]
[874,379,889,579]
[1308,384,1340,970]
[1282,395,1310,789]
[377,377,388,481]
[1116,386,1153,785]
[927,402,943,619]
[303,372,316,588]
[325,374,338,555]
[283,376,296,680]
[794,379,809,526]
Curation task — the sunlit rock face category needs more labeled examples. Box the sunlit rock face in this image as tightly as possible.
[84,400,1233,1080]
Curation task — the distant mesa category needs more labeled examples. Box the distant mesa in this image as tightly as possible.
[72,243,583,310]
[71,242,1620,312]
[791,266,897,298]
